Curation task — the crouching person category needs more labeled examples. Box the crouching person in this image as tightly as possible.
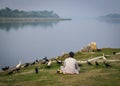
[57,52,80,74]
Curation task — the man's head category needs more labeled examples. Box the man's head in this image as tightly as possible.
[69,52,74,57]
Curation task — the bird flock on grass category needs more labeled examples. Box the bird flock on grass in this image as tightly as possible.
[1,52,118,75]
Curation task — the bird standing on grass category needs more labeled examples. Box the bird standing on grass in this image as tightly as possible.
[47,60,52,68]
[35,67,39,74]
[15,61,22,72]
[103,61,112,68]
[95,61,99,66]
[42,57,49,64]
[7,71,13,75]
[54,59,63,64]
[16,61,21,69]
[87,60,93,65]
[2,66,9,71]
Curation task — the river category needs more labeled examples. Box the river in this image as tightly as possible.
[0,17,120,69]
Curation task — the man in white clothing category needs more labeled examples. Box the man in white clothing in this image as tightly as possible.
[60,52,80,74]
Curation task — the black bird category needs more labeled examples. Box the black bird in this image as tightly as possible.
[95,61,99,66]
[103,61,112,68]
[15,67,21,72]
[43,57,49,62]
[36,59,39,63]
[42,57,49,64]
[87,60,93,65]
[78,63,82,67]
[7,70,13,75]
[113,52,116,55]
[54,59,63,64]
[35,67,39,74]
[31,61,36,65]
[2,66,9,71]
[24,63,30,67]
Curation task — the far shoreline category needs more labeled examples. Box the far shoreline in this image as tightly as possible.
[0,17,72,22]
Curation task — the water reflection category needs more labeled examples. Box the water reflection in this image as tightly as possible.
[0,21,59,31]
[97,17,120,24]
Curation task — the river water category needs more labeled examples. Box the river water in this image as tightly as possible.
[0,18,120,69]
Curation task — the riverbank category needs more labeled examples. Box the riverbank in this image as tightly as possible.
[0,17,72,23]
[0,48,120,86]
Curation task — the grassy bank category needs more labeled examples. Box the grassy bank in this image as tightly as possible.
[0,48,120,86]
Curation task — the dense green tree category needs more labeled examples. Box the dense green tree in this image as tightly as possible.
[0,7,60,18]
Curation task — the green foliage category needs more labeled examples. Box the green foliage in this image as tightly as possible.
[0,7,60,18]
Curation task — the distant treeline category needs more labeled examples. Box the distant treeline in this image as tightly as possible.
[99,13,120,23]
[0,7,60,18]
[100,13,120,18]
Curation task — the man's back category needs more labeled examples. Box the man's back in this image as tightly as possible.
[61,57,80,74]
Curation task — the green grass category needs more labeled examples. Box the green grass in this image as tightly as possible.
[0,48,120,86]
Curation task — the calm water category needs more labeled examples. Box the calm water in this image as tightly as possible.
[0,18,120,69]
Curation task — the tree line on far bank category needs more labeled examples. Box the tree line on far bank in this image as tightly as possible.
[0,7,60,18]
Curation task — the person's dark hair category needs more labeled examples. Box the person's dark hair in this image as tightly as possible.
[69,52,74,57]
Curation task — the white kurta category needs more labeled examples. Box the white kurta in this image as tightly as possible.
[60,57,80,74]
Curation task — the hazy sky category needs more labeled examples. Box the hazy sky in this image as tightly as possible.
[0,0,120,18]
